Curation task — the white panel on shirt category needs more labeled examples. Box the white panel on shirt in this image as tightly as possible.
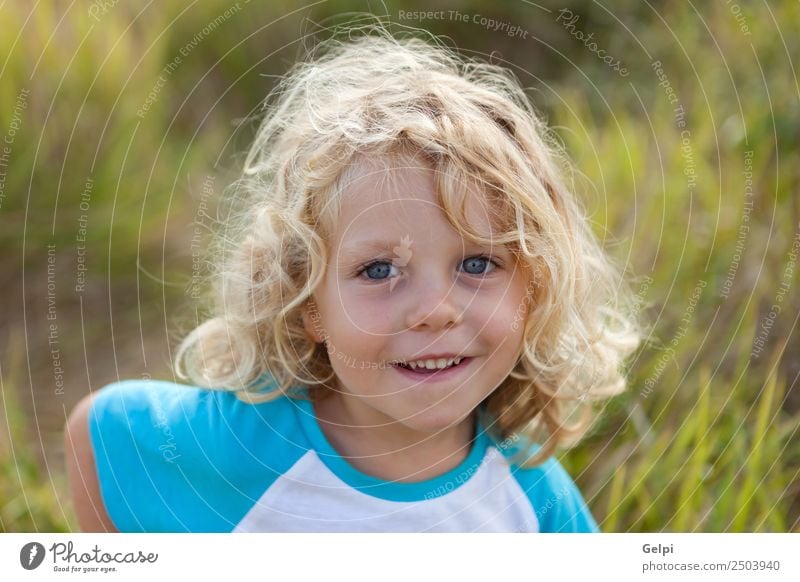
[233,446,540,532]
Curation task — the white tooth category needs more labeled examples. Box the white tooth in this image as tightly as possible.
[405,358,463,370]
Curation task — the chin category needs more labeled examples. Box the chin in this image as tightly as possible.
[396,403,473,434]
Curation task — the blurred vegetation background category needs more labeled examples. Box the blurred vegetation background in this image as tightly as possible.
[1,0,797,532]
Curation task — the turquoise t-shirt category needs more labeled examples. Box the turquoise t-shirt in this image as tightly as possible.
[87,378,600,533]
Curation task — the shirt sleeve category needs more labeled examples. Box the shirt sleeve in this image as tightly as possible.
[507,446,600,533]
[87,379,306,532]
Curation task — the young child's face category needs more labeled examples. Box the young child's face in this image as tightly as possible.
[303,158,531,433]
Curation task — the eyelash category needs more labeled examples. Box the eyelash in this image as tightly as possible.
[355,254,502,282]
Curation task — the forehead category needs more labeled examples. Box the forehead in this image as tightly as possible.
[331,155,497,248]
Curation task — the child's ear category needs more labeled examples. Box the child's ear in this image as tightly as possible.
[301,298,324,344]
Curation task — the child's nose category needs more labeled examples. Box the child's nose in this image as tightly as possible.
[403,276,464,331]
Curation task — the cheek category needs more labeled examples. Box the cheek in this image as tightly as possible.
[337,284,397,329]
[320,291,394,354]
[473,282,528,333]
[468,284,530,369]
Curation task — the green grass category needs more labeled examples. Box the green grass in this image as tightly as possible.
[548,0,800,531]
[1,340,72,532]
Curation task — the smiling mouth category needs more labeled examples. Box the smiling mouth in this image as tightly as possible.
[392,357,473,375]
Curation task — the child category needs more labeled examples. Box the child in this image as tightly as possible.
[65,27,640,533]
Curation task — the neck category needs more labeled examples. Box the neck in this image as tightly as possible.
[313,391,476,483]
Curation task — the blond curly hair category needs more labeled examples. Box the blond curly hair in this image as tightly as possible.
[174,25,641,467]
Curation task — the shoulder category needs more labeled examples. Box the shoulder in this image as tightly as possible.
[83,378,310,531]
[493,437,600,533]
[89,378,306,455]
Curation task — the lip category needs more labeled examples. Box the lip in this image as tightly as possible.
[393,352,464,363]
[391,356,474,383]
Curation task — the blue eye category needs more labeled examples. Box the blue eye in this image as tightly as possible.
[356,255,500,282]
[461,255,496,275]
[359,260,399,281]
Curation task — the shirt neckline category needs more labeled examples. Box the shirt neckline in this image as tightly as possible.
[294,388,492,502]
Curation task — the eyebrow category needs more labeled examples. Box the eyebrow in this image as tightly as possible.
[340,240,397,253]
[338,239,507,260]
[338,240,398,261]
